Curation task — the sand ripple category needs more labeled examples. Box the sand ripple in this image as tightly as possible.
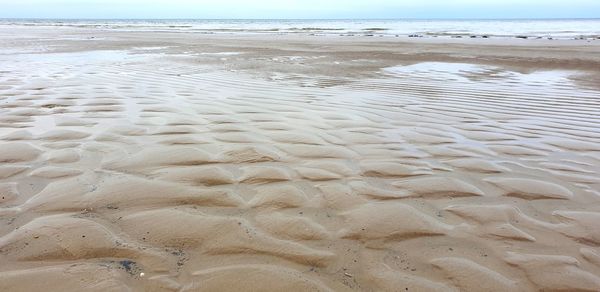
[0,43,599,291]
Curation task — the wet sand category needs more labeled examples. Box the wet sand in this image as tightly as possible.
[1,26,600,291]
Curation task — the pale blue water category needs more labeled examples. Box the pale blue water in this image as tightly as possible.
[1,19,599,39]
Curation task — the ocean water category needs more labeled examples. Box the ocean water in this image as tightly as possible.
[1,19,599,39]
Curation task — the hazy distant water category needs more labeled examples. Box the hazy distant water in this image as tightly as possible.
[2,19,599,39]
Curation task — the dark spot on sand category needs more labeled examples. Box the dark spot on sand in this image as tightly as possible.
[119,260,136,273]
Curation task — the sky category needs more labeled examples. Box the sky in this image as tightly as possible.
[1,0,599,19]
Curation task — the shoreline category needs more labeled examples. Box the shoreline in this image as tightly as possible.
[1,18,600,40]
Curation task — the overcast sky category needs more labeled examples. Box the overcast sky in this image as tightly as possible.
[1,0,599,19]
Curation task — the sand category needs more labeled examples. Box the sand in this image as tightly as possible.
[1,26,600,291]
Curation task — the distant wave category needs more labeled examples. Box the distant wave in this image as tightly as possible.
[1,19,599,40]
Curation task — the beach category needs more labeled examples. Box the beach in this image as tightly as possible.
[1,24,600,291]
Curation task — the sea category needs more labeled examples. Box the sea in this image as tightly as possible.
[1,19,599,40]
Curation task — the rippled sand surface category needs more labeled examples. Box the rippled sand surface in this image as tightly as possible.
[1,27,600,291]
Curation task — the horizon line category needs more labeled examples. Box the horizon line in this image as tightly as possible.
[2,17,599,21]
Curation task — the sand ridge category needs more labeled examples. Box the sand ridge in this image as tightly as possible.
[0,27,600,291]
